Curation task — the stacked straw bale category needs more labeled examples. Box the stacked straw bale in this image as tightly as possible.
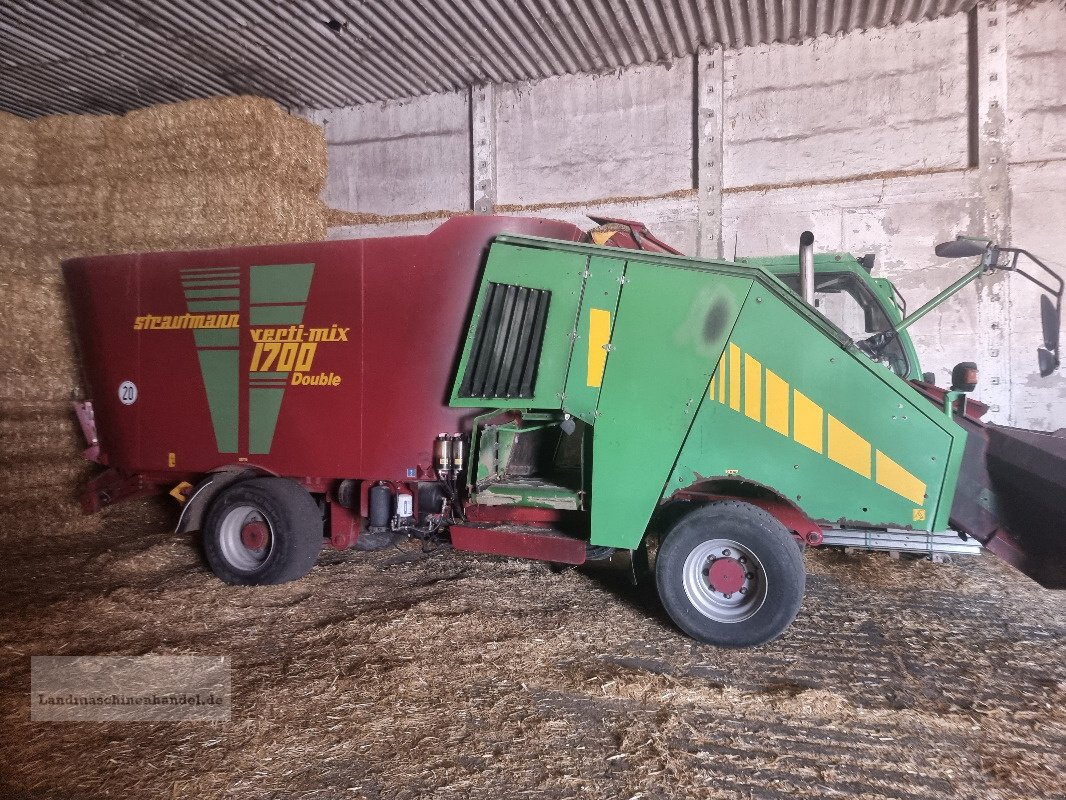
[0,98,328,510]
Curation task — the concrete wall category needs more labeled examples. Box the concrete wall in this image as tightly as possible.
[302,1,1066,431]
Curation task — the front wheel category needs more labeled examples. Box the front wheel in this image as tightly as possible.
[203,477,323,585]
[655,501,805,647]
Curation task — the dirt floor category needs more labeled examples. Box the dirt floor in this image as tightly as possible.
[1,496,1064,800]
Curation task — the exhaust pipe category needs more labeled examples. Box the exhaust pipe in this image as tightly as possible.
[799,231,815,306]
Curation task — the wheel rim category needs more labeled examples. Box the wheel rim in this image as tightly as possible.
[681,538,767,623]
[218,505,274,572]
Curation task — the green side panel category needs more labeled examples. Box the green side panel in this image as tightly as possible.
[562,255,625,424]
[589,263,754,548]
[193,329,239,347]
[197,349,239,453]
[450,243,590,409]
[250,305,306,325]
[667,288,965,532]
[249,263,314,305]
[248,388,285,454]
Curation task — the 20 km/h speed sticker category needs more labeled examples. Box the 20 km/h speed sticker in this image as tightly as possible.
[118,381,138,406]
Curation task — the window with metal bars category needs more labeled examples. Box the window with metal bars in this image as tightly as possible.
[458,282,551,399]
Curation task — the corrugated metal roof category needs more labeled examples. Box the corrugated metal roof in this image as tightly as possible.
[1,0,977,118]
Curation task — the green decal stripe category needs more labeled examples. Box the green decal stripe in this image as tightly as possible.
[250,263,314,305]
[181,267,239,275]
[182,278,240,287]
[187,300,240,312]
[250,304,305,325]
[184,288,240,299]
[248,388,285,454]
[193,329,239,348]
[196,349,239,453]
[250,371,289,380]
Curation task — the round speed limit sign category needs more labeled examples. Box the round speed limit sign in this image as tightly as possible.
[118,380,138,406]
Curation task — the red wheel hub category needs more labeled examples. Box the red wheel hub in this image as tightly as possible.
[240,521,269,550]
[707,557,746,594]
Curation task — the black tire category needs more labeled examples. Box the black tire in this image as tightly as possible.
[655,500,805,648]
[202,477,323,585]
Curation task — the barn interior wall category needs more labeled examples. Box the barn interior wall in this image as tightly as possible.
[304,1,1066,431]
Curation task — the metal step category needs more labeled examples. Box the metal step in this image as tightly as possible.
[820,528,982,556]
[449,523,588,564]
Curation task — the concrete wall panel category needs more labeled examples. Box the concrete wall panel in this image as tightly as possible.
[724,18,970,189]
[495,60,693,206]
[303,92,469,216]
[1007,2,1066,165]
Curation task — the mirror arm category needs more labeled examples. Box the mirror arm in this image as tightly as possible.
[893,262,989,334]
[997,247,1065,301]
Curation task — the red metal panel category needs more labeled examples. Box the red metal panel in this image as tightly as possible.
[450,524,588,565]
[63,216,584,487]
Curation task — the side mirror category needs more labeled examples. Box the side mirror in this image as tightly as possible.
[935,238,988,259]
[922,372,936,384]
[1039,294,1060,376]
[951,362,979,393]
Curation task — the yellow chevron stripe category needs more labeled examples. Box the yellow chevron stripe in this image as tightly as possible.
[728,343,741,411]
[586,308,611,387]
[875,450,927,505]
[744,353,762,421]
[717,353,726,403]
[764,368,789,436]
[792,389,823,453]
[827,415,872,478]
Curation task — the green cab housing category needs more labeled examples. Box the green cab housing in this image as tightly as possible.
[450,235,966,551]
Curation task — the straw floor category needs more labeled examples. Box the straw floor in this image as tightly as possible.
[1,496,1063,799]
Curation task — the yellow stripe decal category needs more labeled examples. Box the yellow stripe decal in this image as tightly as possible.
[764,368,789,436]
[827,415,872,478]
[792,389,823,453]
[586,308,611,387]
[728,343,741,411]
[876,450,926,505]
[744,353,762,421]
[707,340,925,510]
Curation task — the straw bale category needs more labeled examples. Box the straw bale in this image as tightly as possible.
[0,111,35,185]
[115,97,325,191]
[108,173,326,252]
[31,184,113,253]
[4,95,328,504]
[33,112,118,186]
[0,187,35,249]
[0,400,88,508]
[0,273,79,402]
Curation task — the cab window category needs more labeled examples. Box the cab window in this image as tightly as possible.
[777,272,909,377]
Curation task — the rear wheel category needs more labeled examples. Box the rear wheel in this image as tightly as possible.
[655,501,805,647]
[203,477,323,585]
